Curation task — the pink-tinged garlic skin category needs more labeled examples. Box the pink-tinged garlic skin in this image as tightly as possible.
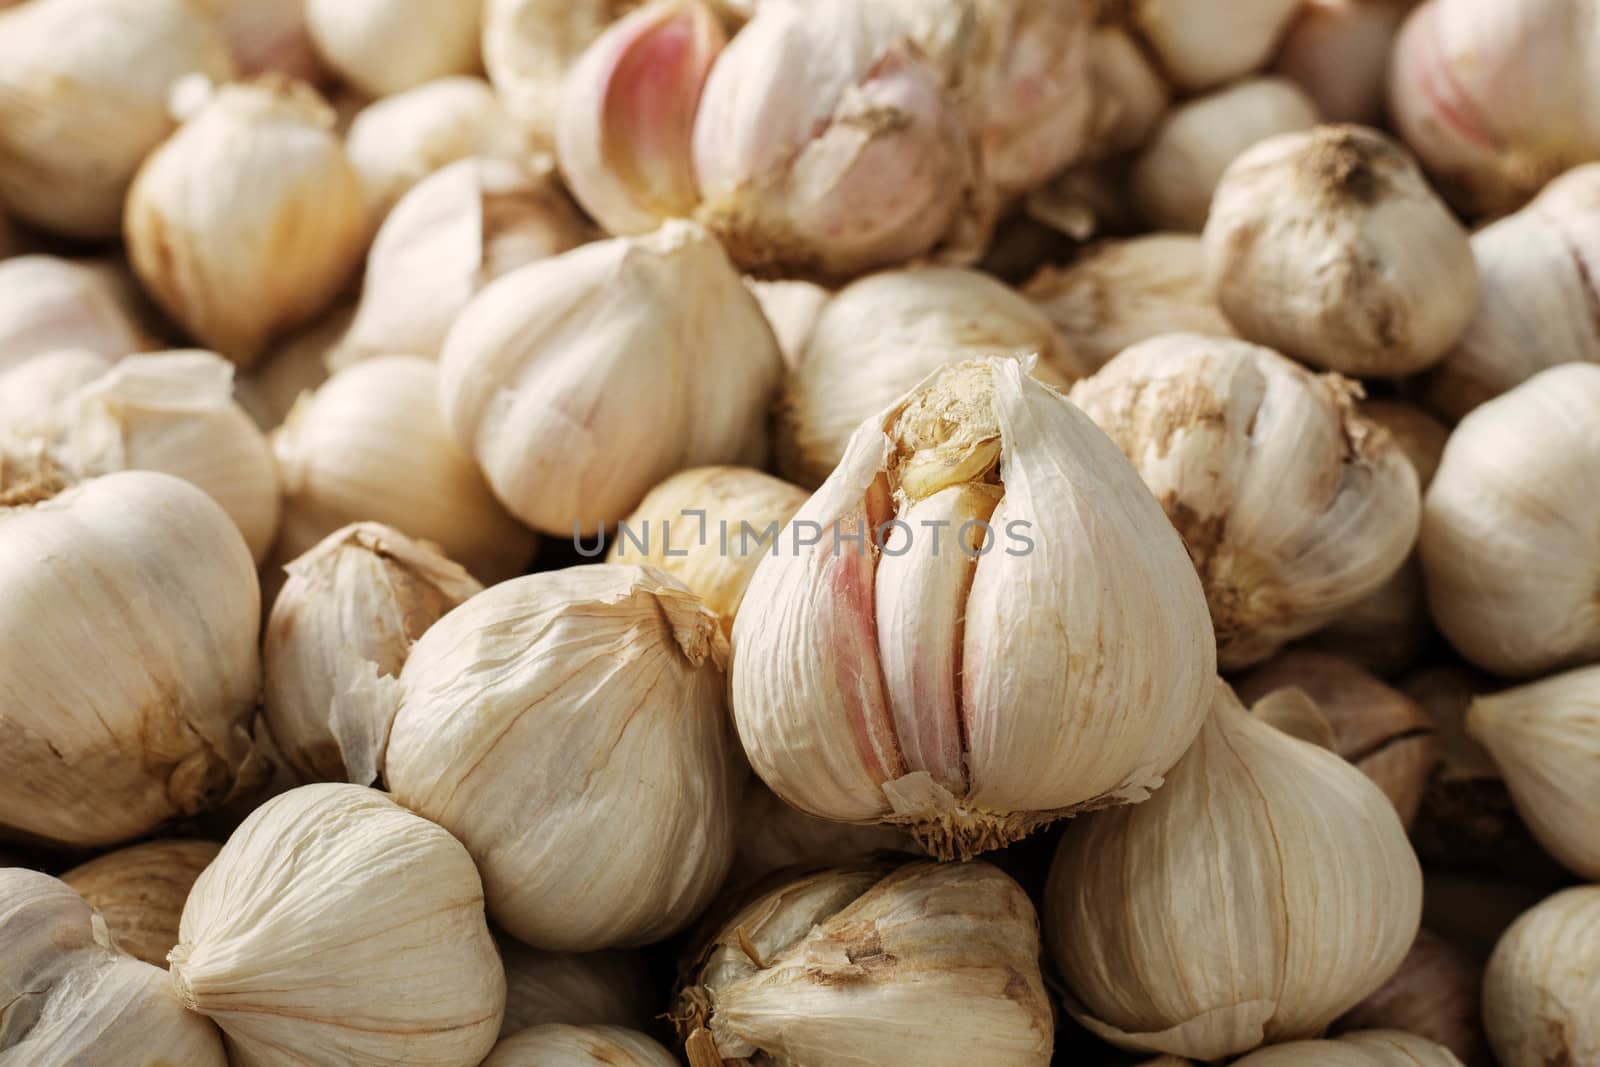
[1274,0,1409,125]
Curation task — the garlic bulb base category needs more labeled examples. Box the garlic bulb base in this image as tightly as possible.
[884,771,1143,862]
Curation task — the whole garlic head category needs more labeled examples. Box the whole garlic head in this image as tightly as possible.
[1113,0,1303,92]
[1046,682,1423,1062]
[735,358,1216,858]
[1070,334,1421,669]
[483,0,636,148]
[60,839,222,968]
[0,256,144,371]
[484,1025,679,1066]
[1203,125,1480,378]
[305,0,484,98]
[1337,930,1486,1066]
[499,943,652,1037]
[1231,1030,1466,1066]
[1483,887,1600,1067]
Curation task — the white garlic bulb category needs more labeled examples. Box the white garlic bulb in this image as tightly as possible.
[235,303,352,431]
[732,778,916,885]
[1338,930,1486,1066]
[305,0,484,99]
[499,943,652,1036]
[0,868,229,1065]
[263,522,481,785]
[676,859,1055,1066]
[386,565,744,951]
[195,0,322,81]
[0,256,144,371]
[438,220,782,535]
[1421,363,1600,676]
[273,355,537,584]
[1274,0,1410,125]
[735,359,1216,858]
[1204,125,1479,378]
[0,0,236,239]
[1069,334,1421,669]
[1231,1030,1466,1066]
[1483,887,1600,1067]
[125,78,368,366]
[0,469,259,847]
[1047,682,1423,1061]
[60,839,222,968]
[774,267,1086,489]
[170,783,505,1067]
[1085,26,1171,160]
[1113,0,1304,91]
[484,1025,679,1067]
[1132,77,1319,231]
[0,349,111,442]
[746,278,829,368]
[483,0,634,148]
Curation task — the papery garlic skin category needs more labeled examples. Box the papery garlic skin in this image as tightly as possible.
[1047,682,1423,1061]
[732,778,916,885]
[386,566,743,952]
[236,304,352,432]
[305,0,484,99]
[1337,930,1486,1066]
[0,256,144,371]
[1483,887,1600,1067]
[736,359,1216,857]
[170,783,505,1067]
[0,350,113,442]
[0,0,236,239]
[499,943,652,1037]
[1070,334,1421,669]
[1085,26,1171,159]
[1204,125,1479,378]
[263,522,481,786]
[774,268,1085,489]
[438,220,781,535]
[677,860,1054,1066]
[1116,0,1303,91]
[0,470,259,848]
[60,839,222,968]
[196,0,322,81]
[1231,1030,1466,1066]
[1274,0,1409,125]
[484,1025,679,1067]
[483,0,635,148]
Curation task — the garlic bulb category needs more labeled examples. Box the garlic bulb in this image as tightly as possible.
[1084,26,1171,160]
[1022,234,1236,371]
[608,466,807,635]
[336,155,589,366]
[263,522,481,785]
[170,783,505,1067]
[483,0,635,148]
[1204,125,1479,378]
[735,359,1216,858]
[273,355,537,584]
[196,0,322,81]
[1338,930,1486,1066]
[0,256,144,371]
[305,0,484,99]
[1046,681,1423,1061]
[1421,364,1600,676]
[1069,334,1421,669]
[499,943,652,1036]
[746,278,829,369]
[438,220,781,535]
[485,1025,679,1066]
[0,0,236,239]
[676,859,1054,1066]
[0,869,228,1065]
[1113,0,1304,92]
[1274,1,1410,125]
[0,469,258,847]
[60,839,222,968]
[235,304,352,431]
[1231,1030,1466,1066]
[1486,888,1600,1066]
[773,267,1086,489]
[0,349,112,443]
[1465,665,1600,879]
[732,778,917,885]
[386,566,744,951]
[1132,77,1320,231]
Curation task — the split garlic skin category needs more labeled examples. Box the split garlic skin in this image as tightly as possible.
[0,256,144,372]
[1230,1030,1467,1066]
[1483,887,1600,1067]
[1337,930,1485,1066]
[169,783,506,1067]
[1113,0,1304,92]
[1047,682,1423,1062]
[484,1025,680,1067]
[483,0,635,148]
[60,839,222,969]
[499,943,653,1037]
[734,358,1216,858]
[305,0,484,99]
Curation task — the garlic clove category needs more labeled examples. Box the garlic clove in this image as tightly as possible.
[1230,1029,1467,1065]
[499,942,653,1037]
[1482,886,1600,1067]
[0,256,145,372]
[730,777,917,886]
[60,839,222,969]
[484,1024,680,1066]
[483,0,635,148]
[304,0,484,99]
[235,303,353,432]
[1336,929,1486,1066]
[1273,0,1410,126]
[744,278,830,370]
[1115,0,1303,92]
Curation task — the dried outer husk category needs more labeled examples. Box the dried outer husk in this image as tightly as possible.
[498,942,654,1037]
[483,1024,680,1066]
[1482,886,1600,1067]
[60,839,222,969]
[1336,930,1487,1066]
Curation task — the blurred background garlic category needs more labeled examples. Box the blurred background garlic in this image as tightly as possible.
[499,943,653,1037]
[1483,887,1600,1066]
[1203,125,1479,378]
[171,783,505,1067]
[1070,335,1421,669]
[483,0,634,148]
[676,860,1054,1067]
[438,220,781,536]
[0,349,112,442]
[1047,681,1422,1061]
[235,303,352,431]
[731,778,916,885]
[0,0,236,239]
[1231,1030,1466,1065]
[1273,0,1410,125]
[60,839,222,968]
[386,566,744,951]
[0,256,144,371]
[1131,77,1319,231]
[305,0,484,99]
[1083,25,1171,160]
[484,1025,678,1066]
[745,278,829,368]
[125,77,368,366]
[1336,929,1487,1066]
[736,359,1216,858]
[0,470,258,847]
[773,267,1086,489]
[0,869,228,1065]
[196,0,322,81]
[273,355,537,584]
[263,522,481,786]
[1111,0,1303,92]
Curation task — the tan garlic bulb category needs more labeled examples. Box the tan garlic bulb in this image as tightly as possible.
[438,220,781,535]
[732,778,916,885]
[676,860,1054,1066]
[0,256,144,371]
[1338,930,1486,1066]
[1084,25,1171,160]
[125,78,368,366]
[1070,334,1421,669]
[1023,234,1236,371]
[305,0,484,98]
[485,1025,679,1067]
[273,355,537,583]
[60,839,222,968]
[263,522,481,785]
[0,869,228,1065]
[235,304,352,432]
[736,359,1216,858]
[483,0,634,147]
[1232,1030,1466,1066]
[1047,682,1423,1061]
[746,278,829,369]
[1203,125,1479,377]
[0,0,236,239]
[386,566,744,951]
[1421,364,1600,676]
[1484,887,1600,1066]
[1113,0,1304,91]
[773,267,1085,489]
[0,468,258,847]
[1274,1,1410,125]
[0,349,112,442]
[170,783,505,1067]
[499,943,652,1036]
[1132,77,1319,231]
[336,155,589,366]
[195,0,321,81]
